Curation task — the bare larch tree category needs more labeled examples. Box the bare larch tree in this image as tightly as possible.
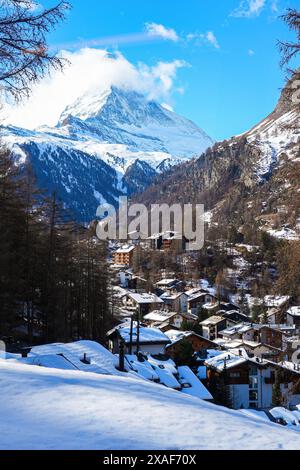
[279,8,300,71]
[0,0,70,100]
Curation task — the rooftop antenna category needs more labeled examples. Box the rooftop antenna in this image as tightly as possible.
[119,340,125,372]
[129,316,133,355]
[136,308,140,354]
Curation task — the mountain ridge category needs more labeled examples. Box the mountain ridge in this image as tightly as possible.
[3,86,213,222]
[134,74,300,242]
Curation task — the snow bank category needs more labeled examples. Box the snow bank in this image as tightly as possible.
[0,359,300,450]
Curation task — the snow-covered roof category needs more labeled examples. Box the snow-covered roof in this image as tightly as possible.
[205,351,248,371]
[201,315,225,326]
[111,322,171,345]
[127,292,164,304]
[21,354,77,371]
[115,244,135,254]
[143,310,178,322]
[264,295,290,307]
[185,287,204,297]
[276,361,300,374]
[156,278,178,287]
[29,340,120,376]
[202,302,219,310]
[269,407,299,426]
[177,366,213,400]
[164,329,210,347]
[146,355,180,389]
[287,306,300,317]
[188,292,210,302]
[220,323,253,336]
[125,354,159,381]
[160,291,186,301]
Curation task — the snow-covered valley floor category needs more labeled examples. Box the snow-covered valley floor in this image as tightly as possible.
[1,359,300,450]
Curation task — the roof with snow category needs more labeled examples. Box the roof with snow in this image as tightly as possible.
[160,291,186,301]
[220,323,253,336]
[205,350,268,372]
[127,292,164,304]
[205,351,248,371]
[108,322,171,345]
[164,329,216,347]
[201,315,225,326]
[115,244,135,254]
[29,340,121,376]
[143,310,179,322]
[287,306,300,317]
[156,278,178,287]
[264,295,290,307]
[177,366,213,400]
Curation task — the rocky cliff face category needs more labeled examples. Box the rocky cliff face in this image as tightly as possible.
[135,74,300,242]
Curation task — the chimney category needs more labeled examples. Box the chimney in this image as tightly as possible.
[81,353,91,364]
[21,347,32,358]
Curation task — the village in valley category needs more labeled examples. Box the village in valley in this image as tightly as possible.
[1,0,300,453]
[104,229,300,421]
[6,226,300,430]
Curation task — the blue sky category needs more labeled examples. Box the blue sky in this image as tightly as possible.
[12,0,300,140]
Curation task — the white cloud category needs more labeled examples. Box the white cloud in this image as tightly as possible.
[4,48,187,129]
[206,31,220,49]
[270,0,279,12]
[145,22,179,42]
[248,49,255,55]
[231,0,266,17]
[187,31,220,49]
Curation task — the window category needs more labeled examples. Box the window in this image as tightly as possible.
[249,365,258,376]
[249,377,258,389]
[249,390,258,401]
[230,372,241,378]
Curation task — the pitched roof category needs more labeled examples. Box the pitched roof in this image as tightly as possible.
[287,306,300,317]
[200,315,225,326]
[108,321,171,345]
[127,292,164,304]
[115,245,135,254]
[143,311,179,323]
[30,340,120,375]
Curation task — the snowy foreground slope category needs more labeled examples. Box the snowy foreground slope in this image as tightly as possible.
[1,359,300,450]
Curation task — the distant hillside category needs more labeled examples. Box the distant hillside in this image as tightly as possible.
[134,73,300,243]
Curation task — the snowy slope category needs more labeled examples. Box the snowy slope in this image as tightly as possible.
[1,358,300,450]
[3,86,213,222]
[244,108,299,180]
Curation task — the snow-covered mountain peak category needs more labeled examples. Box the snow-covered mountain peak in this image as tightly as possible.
[59,86,184,129]
[59,88,111,124]
[4,86,214,222]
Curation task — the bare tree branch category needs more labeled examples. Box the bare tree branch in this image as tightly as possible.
[278,8,300,70]
[0,0,71,100]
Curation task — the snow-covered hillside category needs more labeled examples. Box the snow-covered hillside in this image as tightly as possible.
[1,358,300,450]
[3,86,213,222]
[244,106,299,181]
